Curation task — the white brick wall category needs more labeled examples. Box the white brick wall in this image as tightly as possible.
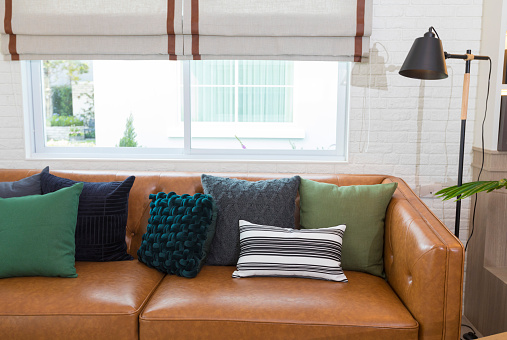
[0,0,485,245]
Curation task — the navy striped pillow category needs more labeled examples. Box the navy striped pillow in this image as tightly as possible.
[41,172,135,262]
[233,220,347,282]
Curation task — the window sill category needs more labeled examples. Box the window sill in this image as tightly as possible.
[27,148,346,162]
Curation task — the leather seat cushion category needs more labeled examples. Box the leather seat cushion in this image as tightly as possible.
[0,261,164,340]
[140,266,419,340]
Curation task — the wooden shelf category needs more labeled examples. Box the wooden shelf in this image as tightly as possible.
[486,266,507,285]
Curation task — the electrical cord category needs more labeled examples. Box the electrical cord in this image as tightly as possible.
[461,323,478,339]
[463,331,479,340]
[465,56,491,252]
[430,26,440,39]
[459,58,491,340]
[461,324,476,334]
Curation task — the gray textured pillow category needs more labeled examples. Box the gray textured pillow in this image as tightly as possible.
[0,167,49,198]
[201,174,300,266]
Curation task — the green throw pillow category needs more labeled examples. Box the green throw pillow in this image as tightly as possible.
[138,192,217,278]
[0,183,83,278]
[299,179,397,277]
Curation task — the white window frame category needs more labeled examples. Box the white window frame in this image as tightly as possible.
[172,60,305,139]
[21,60,350,161]
[170,60,305,139]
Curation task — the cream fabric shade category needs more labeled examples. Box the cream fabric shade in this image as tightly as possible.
[0,0,183,60]
[183,0,372,61]
[182,36,370,61]
[1,0,372,61]
[1,35,185,58]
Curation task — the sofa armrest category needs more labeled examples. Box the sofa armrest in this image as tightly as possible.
[383,177,464,340]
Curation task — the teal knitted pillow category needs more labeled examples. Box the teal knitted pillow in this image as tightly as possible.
[138,192,217,278]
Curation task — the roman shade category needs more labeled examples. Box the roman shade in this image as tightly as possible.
[182,0,371,61]
[0,0,184,60]
[1,0,372,61]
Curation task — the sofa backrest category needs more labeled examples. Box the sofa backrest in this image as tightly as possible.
[0,169,390,258]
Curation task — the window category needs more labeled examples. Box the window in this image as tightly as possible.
[191,61,293,123]
[23,60,350,160]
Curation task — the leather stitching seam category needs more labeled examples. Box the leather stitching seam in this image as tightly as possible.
[138,318,420,330]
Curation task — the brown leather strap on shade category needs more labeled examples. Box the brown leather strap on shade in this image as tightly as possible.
[4,0,12,34]
[191,0,200,60]
[8,34,18,60]
[192,35,200,60]
[354,0,365,62]
[167,0,177,60]
[191,0,199,34]
[167,0,175,35]
[168,35,177,60]
[4,0,18,60]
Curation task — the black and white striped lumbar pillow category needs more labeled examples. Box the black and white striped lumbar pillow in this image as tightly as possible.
[232,220,347,282]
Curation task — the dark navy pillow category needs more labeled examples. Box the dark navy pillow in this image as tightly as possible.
[0,166,49,198]
[138,192,217,278]
[41,172,135,262]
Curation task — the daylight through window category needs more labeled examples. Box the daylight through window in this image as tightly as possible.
[25,60,350,160]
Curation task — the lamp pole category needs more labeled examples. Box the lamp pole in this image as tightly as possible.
[445,51,489,238]
[454,50,470,238]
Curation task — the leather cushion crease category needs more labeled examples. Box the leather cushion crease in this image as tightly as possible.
[0,169,464,340]
[0,261,165,340]
[140,266,419,339]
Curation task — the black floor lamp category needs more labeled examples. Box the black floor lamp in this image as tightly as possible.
[399,27,489,239]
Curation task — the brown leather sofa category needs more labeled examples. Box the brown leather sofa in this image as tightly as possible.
[0,169,464,340]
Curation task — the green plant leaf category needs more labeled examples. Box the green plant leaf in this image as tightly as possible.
[435,180,506,201]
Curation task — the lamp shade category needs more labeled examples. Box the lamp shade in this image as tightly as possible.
[399,30,448,80]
